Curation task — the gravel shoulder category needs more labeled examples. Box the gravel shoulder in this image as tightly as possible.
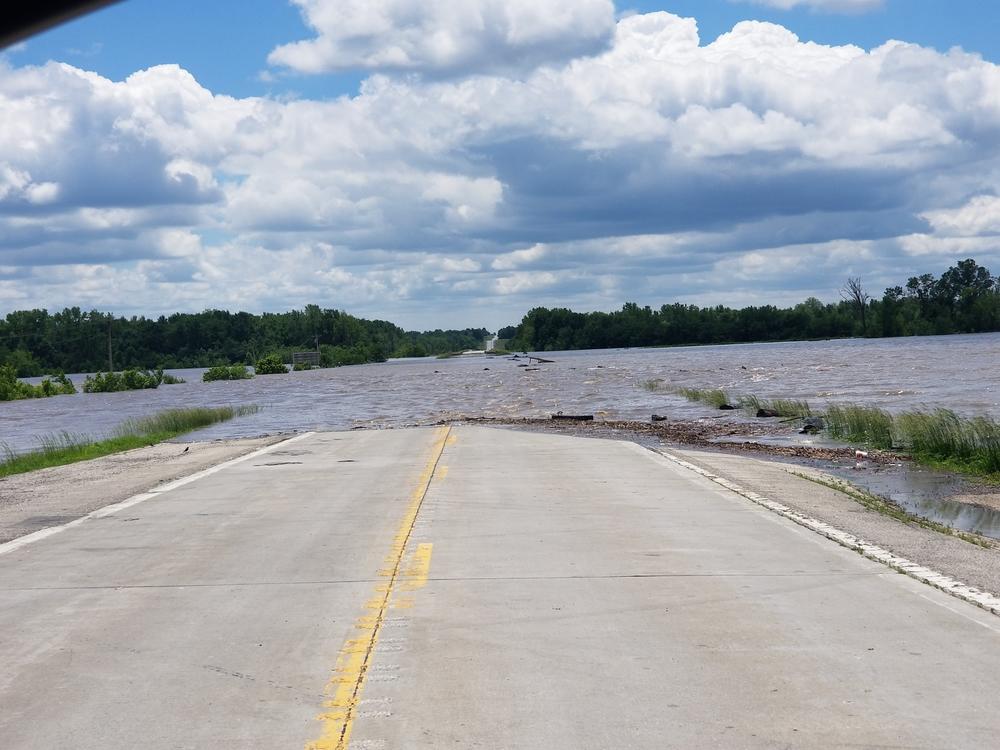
[665,445,1000,598]
[0,436,286,544]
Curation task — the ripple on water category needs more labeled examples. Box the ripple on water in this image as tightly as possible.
[4,333,999,455]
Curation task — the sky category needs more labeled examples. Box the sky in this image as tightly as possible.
[2,0,1000,330]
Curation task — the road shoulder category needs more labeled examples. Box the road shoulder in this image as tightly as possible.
[0,435,286,544]
[661,445,1000,599]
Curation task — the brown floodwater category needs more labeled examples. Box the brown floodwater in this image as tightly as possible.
[5,332,999,453]
[4,331,1000,536]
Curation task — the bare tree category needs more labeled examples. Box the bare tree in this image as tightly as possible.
[842,277,871,333]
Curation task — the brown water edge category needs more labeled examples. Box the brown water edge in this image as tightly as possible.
[451,415,1000,540]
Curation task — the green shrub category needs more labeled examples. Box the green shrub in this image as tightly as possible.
[392,342,429,358]
[39,373,77,396]
[203,364,253,382]
[320,343,387,367]
[254,354,288,374]
[83,369,163,393]
[0,366,77,401]
[292,363,314,371]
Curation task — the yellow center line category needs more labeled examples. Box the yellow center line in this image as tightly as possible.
[306,425,451,750]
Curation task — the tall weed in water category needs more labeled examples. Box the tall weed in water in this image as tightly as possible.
[895,409,1000,474]
[738,395,812,418]
[825,404,895,449]
[0,405,260,478]
[676,387,731,408]
[825,405,1000,476]
[641,378,669,392]
[115,406,259,438]
[767,399,813,418]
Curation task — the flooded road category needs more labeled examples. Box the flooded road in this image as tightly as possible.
[3,332,999,453]
[4,331,1000,538]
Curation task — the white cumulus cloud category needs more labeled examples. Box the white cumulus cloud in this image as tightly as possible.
[268,0,616,76]
[2,11,1000,327]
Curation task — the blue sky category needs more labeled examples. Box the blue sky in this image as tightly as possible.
[2,1,1000,329]
[13,1,1000,99]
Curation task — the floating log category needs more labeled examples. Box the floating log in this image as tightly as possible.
[551,414,594,421]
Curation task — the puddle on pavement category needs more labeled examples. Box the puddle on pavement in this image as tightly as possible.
[709,429,1000,540]
[821,461,1000,540]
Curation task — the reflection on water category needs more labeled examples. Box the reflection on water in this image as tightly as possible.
[826,463,1000,540]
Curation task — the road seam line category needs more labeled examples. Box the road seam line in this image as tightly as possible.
[307,424,449,750]
[629,442,1000,618]
[0,432,315,557]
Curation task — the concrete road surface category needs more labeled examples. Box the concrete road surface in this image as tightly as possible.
[2,425,999,749]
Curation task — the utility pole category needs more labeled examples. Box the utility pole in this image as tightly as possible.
[107,316,114,373]
[314,333,320,354]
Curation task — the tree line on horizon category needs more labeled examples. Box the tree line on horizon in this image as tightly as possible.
[499,258,1000,352]
[2,259,997,375]
[0,303,488,376]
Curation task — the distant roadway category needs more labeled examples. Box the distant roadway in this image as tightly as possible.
[2,425,1000,748]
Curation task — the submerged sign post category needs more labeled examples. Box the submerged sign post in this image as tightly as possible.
[292,350,320,367]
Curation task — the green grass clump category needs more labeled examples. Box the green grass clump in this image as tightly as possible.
[768,399,813,418]
[0,405,260,478]
[116,405,259,437]
[83,368,164,393]
[0,366,77,401]
[674,387,811,417]
[203,364,253,382]
[641,378,669,392]
[739,395,813,418]
[656,380,1000,480]
[254,354,288,374]
[895,409,1000,475]
[825,404,895,449]
[675,387,731,409]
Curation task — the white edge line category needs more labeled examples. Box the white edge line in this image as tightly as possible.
[0,431,315,558]
[625,441,1000,618]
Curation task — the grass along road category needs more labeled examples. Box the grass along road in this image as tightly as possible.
[0,405,259,478]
